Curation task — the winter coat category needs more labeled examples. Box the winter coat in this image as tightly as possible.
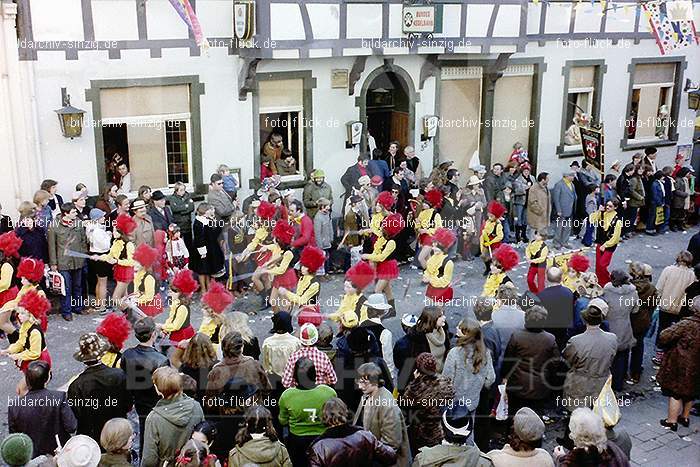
[556,441,631,467]
[48,216,88,270]
[402,374,456,451]
[656,264,696,314]
[552,179,577,218]
[292,214,317,248]
[120,345,170,416]
[140,394,204,467]
[314,211,333,250]
[460,189,487,239]
[615,175,631,202]
[527,183,551,233]
[303,181,334,218]
[148,206,174,232]
[487,445,554,467]
[483,172,504,202]
[512,175,532,206]
[204,356,272,415]
[99,452,131,467]
[8,388,77,457]
[67,364,131,445]
[602,283,639,351]
[133,215,155,248]
[562,327,617,412]
[631,277,657,338]
[656,311,700,400]
[353,386,410,467]
[650,180,665,207]
[688,232,700,266]
[168,192,195,233]
[672,174,691,210]
[15,225,49,262]
[442,345,495,413]
[228,437,292,467]
[501,329,560,400]
[414,444,494,467]
[663,176,674,205]
[207,189,235,221]
[307,424,397,467]
[627,176,646,208]
[393,326,450,391]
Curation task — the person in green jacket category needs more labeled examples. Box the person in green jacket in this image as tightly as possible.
[229,405,292,467]
[168,182,196,252]
[278,357,336,467]
[99,418,134,467]
[141,367,204,467]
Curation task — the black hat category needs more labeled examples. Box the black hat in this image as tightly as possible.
[151,190,166,201]
[569,160,580,168]
[270,311,293,334]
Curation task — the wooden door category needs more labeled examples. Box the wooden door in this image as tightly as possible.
[390,111,409,147]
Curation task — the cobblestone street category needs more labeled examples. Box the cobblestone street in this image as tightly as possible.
[1,229,699,466]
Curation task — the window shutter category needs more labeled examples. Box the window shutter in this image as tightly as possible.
[101,85,190,118]
[259,79,304,110]
[569,66,595,89]
[634,63,676,85]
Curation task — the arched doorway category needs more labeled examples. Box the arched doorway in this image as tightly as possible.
[363,70,412,151]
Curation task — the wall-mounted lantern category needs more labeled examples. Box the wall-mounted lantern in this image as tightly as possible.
[55,87,85,139]
[684,78,700,111]
[346,121,363,148]
[421,115,439,141]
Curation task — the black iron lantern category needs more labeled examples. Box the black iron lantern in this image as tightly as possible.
[688,90,700,111]
[55,87,85,138]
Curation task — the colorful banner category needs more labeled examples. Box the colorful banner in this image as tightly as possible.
[643,0,699,55]
[580,127,605,173]
[168,0,210,49]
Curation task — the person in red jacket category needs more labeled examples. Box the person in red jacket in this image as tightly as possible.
[289,199,317,261]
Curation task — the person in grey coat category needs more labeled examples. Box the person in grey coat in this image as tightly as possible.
[314,198,333,274]
[562,299,618,412]
[48,203,88,320]
[207,173,235,222]
[602,270,640,391]
[482,163,505,202]
[551,171,578,249]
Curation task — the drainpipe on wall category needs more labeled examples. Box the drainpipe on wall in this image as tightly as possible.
[479,53,512,170]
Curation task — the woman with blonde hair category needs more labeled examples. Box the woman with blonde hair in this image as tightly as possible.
[442,318,495,423]
[230,311,261,359]
[99,418,134,467]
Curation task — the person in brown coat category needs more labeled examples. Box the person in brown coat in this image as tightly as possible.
[627,262,657,384]
[401,352,455,453]
[526,173,551,238]
[657,297,700,431]
[501,305,561,416]
[307,397,397,466]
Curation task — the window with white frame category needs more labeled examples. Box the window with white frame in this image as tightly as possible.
[627,63,675,142]
[563,66,596,150]
[100,84,193,192]
[258,79,305,181]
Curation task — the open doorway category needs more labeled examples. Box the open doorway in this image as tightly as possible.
[365,71,410,153]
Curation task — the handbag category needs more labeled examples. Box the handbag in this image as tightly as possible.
[655,206,665,225]
[593,375,621,427]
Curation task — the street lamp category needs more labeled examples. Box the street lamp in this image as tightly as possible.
[55,87,85,138]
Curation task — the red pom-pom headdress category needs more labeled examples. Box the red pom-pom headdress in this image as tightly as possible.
[256,201,276,221]
[97,313,131,349]
[272,221,295,246]
[17,258,45,283]
[115,214,137,236]
[493,244,520,272]
[172,269,198,296]
[376,191,395,211]
[381,213,405,238]
[202,282,233,314]
[433,228,456,249]
[568,253,590,273]
[0,231,23,258]
[487,200,507,219]
[345,260,375,291]
[424,189,444,209]
[133,244,159,269]
[18,289,50,331]
[300,246,325,274]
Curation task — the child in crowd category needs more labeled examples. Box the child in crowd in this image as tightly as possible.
[160,269,198,344]
[97,312,131,369]
[582,184,599,247]
[525,230,548,294]
[482,244,519,297]
[218,164,238,200]
[480,201,507,277]
[313,198,333,276]
[167,224,190,272]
